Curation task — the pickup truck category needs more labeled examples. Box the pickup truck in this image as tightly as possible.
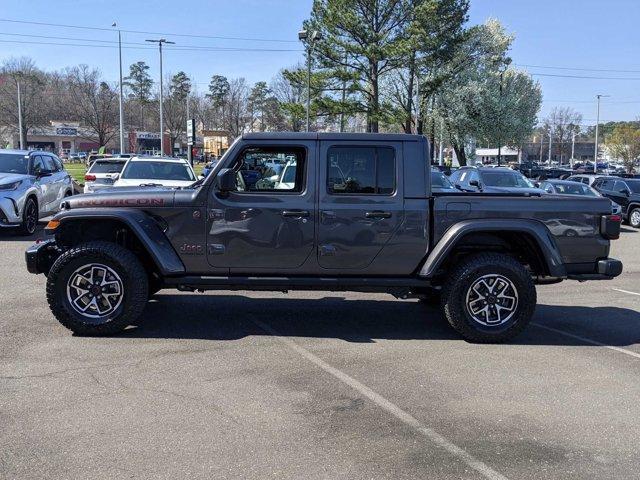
[25,133,623,343]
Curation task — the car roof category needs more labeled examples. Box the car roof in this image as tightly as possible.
[460,166,515,172]
[128,156,189,163]
[0,149,31,155]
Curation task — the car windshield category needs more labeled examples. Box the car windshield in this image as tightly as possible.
[88,160,127,174]
[626,180,640,193]
[552,183,598,196]
[121,161,196,181]
[0,153,29,174]
[482,171,533,188]
[431,171,454,188]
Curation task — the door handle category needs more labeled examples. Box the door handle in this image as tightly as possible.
[365,211,392,219]
[281,210,310,218]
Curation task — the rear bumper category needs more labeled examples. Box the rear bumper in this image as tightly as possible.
[567,258,623,281]
[25,239,62,275]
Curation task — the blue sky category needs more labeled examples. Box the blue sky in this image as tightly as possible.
[0,0,638,125]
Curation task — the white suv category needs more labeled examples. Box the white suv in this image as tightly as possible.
[83,158,128,193]
[113,156,197,188]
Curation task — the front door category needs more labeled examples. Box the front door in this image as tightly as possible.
[207,143,316,272]
[317,142,404,272]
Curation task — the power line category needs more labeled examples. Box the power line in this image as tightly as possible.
[530,72,640,81]
[517,63,640,74]
[0,18,298,44]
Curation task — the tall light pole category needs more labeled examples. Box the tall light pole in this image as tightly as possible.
[298,29,322,132]
[113,23,125,154]
[593,94,609,173]
[496,59,511,166]
[146,38,175,156]
[570,130,576,169]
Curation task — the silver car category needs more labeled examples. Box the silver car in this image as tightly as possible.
[0,150,73,235]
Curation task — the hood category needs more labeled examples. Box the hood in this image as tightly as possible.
[64,187,177,210]
[0,172,28,185]
[113,178,195,188]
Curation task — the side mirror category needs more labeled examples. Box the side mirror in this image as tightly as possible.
[36,170,52,178]
[621,189,631,196]
[469,179,480,188]
[534,182,540,188]
[216,168,237,192]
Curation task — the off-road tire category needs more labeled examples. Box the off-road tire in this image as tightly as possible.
[441,253,536,343]
[46,241,148,335]
[629,207,640,228]
[18,197,38,236]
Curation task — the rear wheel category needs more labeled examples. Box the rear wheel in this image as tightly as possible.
[441,253,536,343]
[46,241,148,335]
[18,197,38,236]
[629,207,640,228]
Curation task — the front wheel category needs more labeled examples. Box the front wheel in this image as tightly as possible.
[629,207,640,228]
[18,197,38,236]
[441,253,536,343]
[46,241,148,335]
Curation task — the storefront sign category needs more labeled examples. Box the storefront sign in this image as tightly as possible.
[55,127,77,136]
[136,132,161,140]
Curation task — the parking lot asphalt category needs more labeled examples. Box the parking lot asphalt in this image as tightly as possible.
[1,226,639,479]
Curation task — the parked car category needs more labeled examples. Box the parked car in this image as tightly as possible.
[592,177,640,227]
[539,180,622,215]
[0,150,73,235]
[86,153,112,167]
[26,133,622,344]
[431,170,458,193]
[566,174,608,186]
[113,156,197,188]
[449,166,544,194]
[201,160,219,178]
[83,158,128,194]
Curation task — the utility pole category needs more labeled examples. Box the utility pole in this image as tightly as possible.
[548,128,553,164]
[298,30,322,132]
[570,131,576,169]
[146,38,175,156]
[113,23,125,154]
[340,52,347,133]
[593,94,609,173]
[438,117,444,166]
[16,76,24,149]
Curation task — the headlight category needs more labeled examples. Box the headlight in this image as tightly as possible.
[0,181,21,191]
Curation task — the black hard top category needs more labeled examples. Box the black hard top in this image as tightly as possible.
[241,132,426,142]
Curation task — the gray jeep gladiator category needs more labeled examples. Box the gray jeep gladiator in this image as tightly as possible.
[25,133,623,342]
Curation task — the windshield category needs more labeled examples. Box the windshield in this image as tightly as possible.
[121,161,195,181]
[431,171,454,188]
[482,171,534,188]
[552,183,598,196]
[626,180,640,193]
[0,153,29,174]
[88,160,126,174]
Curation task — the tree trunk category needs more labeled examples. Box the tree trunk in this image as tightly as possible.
[368,61,379,133]
[403,52,416,134]
[452,141,467,166]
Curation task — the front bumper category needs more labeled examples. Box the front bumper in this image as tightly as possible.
[567,258,623,281]
[0,196,22,226]
[25,239,62,275]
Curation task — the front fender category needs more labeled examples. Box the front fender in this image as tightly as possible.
[52,208,185,276]
[419,219,566,278]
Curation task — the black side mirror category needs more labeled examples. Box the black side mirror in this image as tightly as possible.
[36,170,52,178]
[620,189,631,196]
[216,168,237,192]
[469,179,480,188]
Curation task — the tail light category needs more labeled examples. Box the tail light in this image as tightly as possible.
[601,214,621,240]
[84,174,96,181]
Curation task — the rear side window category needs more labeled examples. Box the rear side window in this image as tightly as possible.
[327,146,395,195]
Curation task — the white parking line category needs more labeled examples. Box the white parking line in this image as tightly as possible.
[612,288,640,297]
[253,319,510,480]
[532,323,640,360]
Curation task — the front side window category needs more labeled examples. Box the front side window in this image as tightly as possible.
[43,155,58,172]
[482,171,533,188]
[232,147,305,193]
[327,146,395,195]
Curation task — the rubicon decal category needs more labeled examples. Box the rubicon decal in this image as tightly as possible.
[72,198,165,208]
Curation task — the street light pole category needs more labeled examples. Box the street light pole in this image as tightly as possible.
[571,131,576,169]
[298,30,322,132]
[593,94,609,173]
[113,23,125,154]
[146,38,175,156]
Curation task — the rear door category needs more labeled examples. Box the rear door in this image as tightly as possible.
[317,141,404,272]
